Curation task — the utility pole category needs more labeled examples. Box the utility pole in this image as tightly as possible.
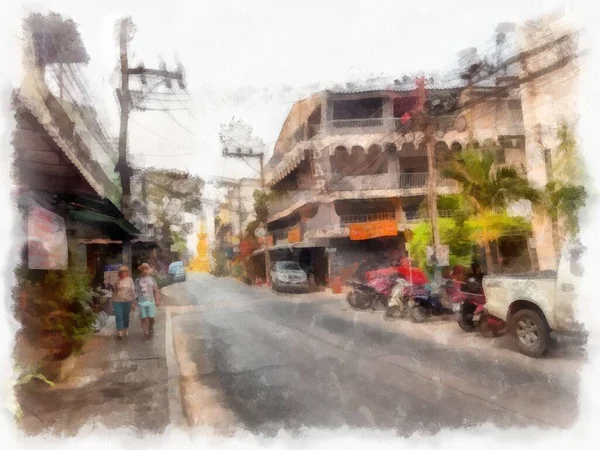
[415,77,442,283]
[222,148,266,188]
[115,16,186,220]
[222,147,271,283]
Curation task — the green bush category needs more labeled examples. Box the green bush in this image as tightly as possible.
[14,257,95,360]
[408,218,475,270]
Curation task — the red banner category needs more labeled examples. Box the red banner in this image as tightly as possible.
[349,220,398,241]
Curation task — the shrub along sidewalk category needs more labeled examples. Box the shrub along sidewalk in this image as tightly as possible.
[15,306,170,436]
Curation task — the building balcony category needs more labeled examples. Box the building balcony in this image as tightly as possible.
[268,190,316,223]
[267,173,459,223]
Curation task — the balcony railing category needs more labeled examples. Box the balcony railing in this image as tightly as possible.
[339,212,396,224]
[399,172,458,189]
[329,117,416,130]
[404,210,459,222]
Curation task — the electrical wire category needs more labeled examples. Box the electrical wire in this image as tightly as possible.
[165,110,196,135]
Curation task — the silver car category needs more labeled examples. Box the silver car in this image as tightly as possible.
[271,261,309,293]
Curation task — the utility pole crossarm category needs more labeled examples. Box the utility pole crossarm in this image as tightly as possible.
[127,67,183,79]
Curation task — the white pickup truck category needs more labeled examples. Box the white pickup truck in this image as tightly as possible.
[483,241,585,357]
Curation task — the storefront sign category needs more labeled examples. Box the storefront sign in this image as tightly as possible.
[28,202,68,270]
[287,227,301,244]
[349,220,398,241]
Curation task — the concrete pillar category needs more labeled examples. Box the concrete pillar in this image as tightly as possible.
[387,146,400,175]
[122,240,132,271]
[321,93,330,133]
[383,96,394,132]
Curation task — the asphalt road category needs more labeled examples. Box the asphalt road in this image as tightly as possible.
[166,273,581,436]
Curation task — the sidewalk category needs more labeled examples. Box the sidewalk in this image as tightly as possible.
[16,303,172,436]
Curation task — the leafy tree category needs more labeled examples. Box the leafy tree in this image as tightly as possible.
[540,122,588,253]
[219,117,267,154]
[134,169,204,267]
[442,147,539,272]
[24,12,90,67]
[408,218,475,270]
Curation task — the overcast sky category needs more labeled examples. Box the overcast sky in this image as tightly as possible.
[1,0,580,248]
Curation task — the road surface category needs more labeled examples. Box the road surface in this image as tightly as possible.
[165,273,581,436]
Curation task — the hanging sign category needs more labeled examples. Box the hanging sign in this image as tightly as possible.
[28,201,68,270]
[287,227,301,244]
[349,220,398,241]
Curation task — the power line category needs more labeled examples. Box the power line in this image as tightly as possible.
[165,110,196,135]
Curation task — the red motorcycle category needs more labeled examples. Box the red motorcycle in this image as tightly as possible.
[450,278,505,337]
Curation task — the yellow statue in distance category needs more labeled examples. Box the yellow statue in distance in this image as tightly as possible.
[187,222,210,272]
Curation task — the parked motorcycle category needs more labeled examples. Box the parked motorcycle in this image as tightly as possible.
[346,275,397,311]
[406,281,454,323]
[385,277,411,319]
[451,278,505,337]
[88,285,113,333]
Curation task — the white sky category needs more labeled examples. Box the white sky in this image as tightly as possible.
[0,0,577,248]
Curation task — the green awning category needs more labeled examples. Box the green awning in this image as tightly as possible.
[69,209,139,236]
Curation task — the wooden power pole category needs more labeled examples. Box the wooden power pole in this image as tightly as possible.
[115,17,186,220]
[221,148,270,283]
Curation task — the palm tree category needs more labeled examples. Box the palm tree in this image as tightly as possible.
[442,147,539,273]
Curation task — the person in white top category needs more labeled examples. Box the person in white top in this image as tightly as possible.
[112,266,135,339]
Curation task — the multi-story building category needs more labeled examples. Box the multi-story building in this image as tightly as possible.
[259,49,529,284]
[517,10,580,270]
[14,13,140,285]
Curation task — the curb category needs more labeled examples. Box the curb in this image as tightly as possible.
[165,307,188,429]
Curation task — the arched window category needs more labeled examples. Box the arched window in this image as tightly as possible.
[348,146,366,176]
[366,144,387,174]
[330,146,349,175]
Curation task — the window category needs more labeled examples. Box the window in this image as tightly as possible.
[279,261,302,271]
[332,98,383,120]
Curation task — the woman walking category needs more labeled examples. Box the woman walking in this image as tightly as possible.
[112,266,135,339]
[135,263,160,340]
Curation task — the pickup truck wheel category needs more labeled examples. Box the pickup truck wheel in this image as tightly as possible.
[510,309,551,358]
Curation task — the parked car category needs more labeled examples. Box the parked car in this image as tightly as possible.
[168,261,187,283]
[271,261,309,293]
[483,240,585,357]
